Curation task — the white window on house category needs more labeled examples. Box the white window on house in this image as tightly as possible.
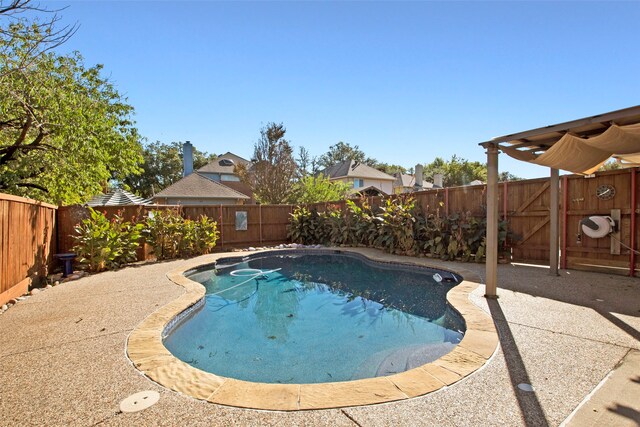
[354,178,364,188]
[221,174,240,182]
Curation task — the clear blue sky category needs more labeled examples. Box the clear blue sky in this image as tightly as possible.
[53,1,639,179]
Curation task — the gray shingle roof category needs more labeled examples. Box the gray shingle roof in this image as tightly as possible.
[197,152,250,174]
[153,173,250,200]
[317,160,395,181]
[394,173,415,187]
[86,189,151,206]
[392,173,434,190]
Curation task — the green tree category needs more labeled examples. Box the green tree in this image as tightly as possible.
[421,156,520,186]
[123,141,216,198]
[287,174,351,204]
[372,162,408,175]
[498,171,522,182]
[295,146,311,178]
[422,156,487,187]
[0,22,142,204]
[317,141,377,169]
[236,122,297,204]
[598,159,622,171]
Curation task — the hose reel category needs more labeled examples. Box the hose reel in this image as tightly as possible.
[580,216,616,239]
[576,210,622,255]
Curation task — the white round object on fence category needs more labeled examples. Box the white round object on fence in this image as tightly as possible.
[581,216,613,239]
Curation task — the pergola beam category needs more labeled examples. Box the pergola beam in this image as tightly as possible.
[481,105,640,145]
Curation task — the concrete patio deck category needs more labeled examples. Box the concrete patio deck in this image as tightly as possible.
[1,249,638,426]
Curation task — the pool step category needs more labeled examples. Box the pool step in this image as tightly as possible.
[376,342,457,376]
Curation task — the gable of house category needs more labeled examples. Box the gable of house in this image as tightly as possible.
[198,152,250,175]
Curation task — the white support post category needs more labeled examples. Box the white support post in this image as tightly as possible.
[549,168,560,276]
[485,143,499,298]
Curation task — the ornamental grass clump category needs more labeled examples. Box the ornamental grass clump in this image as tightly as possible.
[72,208,143,272]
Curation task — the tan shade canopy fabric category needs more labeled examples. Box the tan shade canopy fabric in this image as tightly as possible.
[501,123,640,174]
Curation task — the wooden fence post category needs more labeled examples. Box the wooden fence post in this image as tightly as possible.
[445,187,449,216]
[219,205,224,248]
[631,167,637,277]
[259,204,263,245]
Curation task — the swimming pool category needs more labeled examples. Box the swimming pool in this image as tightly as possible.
[127,248,498,410]
[164,251,465,384]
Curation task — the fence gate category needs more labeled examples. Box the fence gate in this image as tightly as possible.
[507,178,552,264]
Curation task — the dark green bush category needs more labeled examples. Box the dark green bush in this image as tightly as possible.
[288,196,511,262]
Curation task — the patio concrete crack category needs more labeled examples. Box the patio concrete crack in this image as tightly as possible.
[0,329,133,358]
[497,318,635,350]
[90,410,122,426]
[340,409,363,426]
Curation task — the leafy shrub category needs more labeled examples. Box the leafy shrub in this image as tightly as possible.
[287,196,511,262]
[374,197,416,255]
[143,209,219,260]
[288,206,315,245]
[73,208,143,272]
[320,204,344,246]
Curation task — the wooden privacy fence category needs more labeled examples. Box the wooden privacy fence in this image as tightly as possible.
[304,168,640,276]
[56,204,295,259]
[6,166,635,293]
[0,193,57,305]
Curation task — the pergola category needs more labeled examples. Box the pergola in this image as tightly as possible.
[480,105,640,297]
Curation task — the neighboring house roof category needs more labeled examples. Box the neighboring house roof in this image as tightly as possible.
[393,173,416,188]
[393,173,434,190]
[197,152,250,174]
[153,173,250,200]
[220,181,254,199]
[317,160,395,181]
[86,189,151,206]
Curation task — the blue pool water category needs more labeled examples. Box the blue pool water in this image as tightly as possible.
[164,252,465,384]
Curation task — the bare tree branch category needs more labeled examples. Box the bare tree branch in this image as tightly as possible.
[0,0,79,78]
[15,181,48,192]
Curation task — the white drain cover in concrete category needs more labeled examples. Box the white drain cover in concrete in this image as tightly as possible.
[517,383,534,392]
[119,390,160,413]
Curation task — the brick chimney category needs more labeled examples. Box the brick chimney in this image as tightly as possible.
[183,141,193,177]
